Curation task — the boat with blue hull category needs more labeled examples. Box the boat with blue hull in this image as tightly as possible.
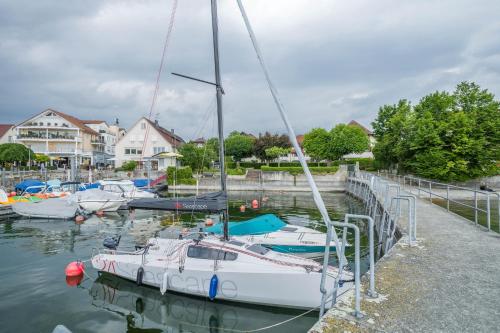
[205,214,347,258]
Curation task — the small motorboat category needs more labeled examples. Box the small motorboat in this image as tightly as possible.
[12,197,80,219]
[70,189,127,212]
[205,214,348,258]
[99,179,156,200]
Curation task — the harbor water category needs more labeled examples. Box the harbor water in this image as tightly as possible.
[0,191,368,333]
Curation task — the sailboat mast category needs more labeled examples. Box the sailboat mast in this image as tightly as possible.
[210,0,229,240]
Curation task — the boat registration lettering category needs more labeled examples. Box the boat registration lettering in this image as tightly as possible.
[169,273,238,298]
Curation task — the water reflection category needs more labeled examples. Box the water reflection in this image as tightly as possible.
[90,273,318,333]
[0,191,367,333]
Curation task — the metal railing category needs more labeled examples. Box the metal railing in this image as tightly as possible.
[377,171,500,232]
[319,214,377,318]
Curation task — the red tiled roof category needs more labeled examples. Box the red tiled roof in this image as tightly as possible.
[82,120,107,125]
[348,120,372,135]
[20,109,100,136]
[144,118,185,146]
[191,137,206,144]
[296,134,305,146]
[0,124,14,138]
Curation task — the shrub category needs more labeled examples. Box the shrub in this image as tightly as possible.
[227,168,246,176]
[167,166,194,185]
[261,166,339,175]
[121,161,137,172]
[343,158,376,171]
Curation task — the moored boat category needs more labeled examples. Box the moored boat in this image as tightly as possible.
[92,236,352,309]
[71,189,127,212]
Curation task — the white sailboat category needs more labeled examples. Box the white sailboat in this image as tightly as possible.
[92,236,352,309]
[91,0,350,310]
[99,179,157,200]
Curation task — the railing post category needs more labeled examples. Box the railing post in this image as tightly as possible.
[429,181,432,203]
[446,185,450,211]
[486,194,491,231]
[474,191,478,225]
[345,214,377,298]
[418,179,421,197]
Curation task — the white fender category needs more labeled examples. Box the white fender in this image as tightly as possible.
[160,271,168,295]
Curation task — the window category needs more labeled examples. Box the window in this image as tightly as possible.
[125,148,141,155]
[153,147,166,154]
[246,244,269,255]
[187,245,238,261]
[141,122,146,130]
[54,123,58,126]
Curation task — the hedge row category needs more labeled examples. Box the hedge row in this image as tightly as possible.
[166,166,195,185]
[261,166,339,175]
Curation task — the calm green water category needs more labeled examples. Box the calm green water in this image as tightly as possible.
[0,191,366,333]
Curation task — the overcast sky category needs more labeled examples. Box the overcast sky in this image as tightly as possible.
[1,0,499,140]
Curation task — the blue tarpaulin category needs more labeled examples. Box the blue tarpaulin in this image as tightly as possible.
[133,179,150,188]
[15,179,45,193]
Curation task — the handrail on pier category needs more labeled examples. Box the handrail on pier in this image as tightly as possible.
[319,213,378,319]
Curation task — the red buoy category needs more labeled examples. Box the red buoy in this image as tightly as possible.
[9,191,16,197]
[251,199,259,209]
[240,205,246,212]
[205,218,214,227]
[66,275,83,287]
[65,261,84,277]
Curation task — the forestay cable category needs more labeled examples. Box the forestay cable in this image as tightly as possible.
[141,0,179,160]
[235,0,343,265]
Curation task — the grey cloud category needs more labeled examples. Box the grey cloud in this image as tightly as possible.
[0,0,499,140]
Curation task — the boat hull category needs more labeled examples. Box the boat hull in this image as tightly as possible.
[79,200,125,212]
[91,238,353,309]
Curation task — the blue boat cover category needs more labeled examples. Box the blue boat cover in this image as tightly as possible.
[15,179,45,193]
[205,214,287,236]
[82,183,100,190]
[133,179,150,188]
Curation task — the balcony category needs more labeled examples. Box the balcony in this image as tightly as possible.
[16,134,81,142]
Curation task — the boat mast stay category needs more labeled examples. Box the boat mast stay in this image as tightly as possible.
[235,0,343,262]
[210,0,229,241]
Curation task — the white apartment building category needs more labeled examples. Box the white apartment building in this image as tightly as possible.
[115,117,184,170]
[14,109,121,167]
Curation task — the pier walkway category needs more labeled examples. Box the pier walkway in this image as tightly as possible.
[312,180,500,332]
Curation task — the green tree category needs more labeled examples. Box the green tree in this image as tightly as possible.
[178,143,216,171]
[372,100,412,169]
[0,143,34,165]
[372,81,500,181]
[35,154,50,164]
[253,132,291,161]
[121,160,137,171]
[264,146,291,167]
[224,131,254,162]
[326,124,369,161]
[303,128,330,162]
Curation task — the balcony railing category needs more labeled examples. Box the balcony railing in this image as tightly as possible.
[16,134,81,141]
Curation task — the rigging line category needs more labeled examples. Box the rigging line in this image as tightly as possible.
[235,0,343,263]
[189,95,217,142]
[189,105,217,224]
[140,0,179,160]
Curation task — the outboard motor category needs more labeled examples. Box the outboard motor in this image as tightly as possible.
[103,235,121,250]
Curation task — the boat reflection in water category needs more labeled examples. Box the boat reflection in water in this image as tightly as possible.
[90,273,317,333]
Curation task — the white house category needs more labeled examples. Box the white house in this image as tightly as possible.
[0,124,15,144]
[114,117,184,170]
[81,120,120,166]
